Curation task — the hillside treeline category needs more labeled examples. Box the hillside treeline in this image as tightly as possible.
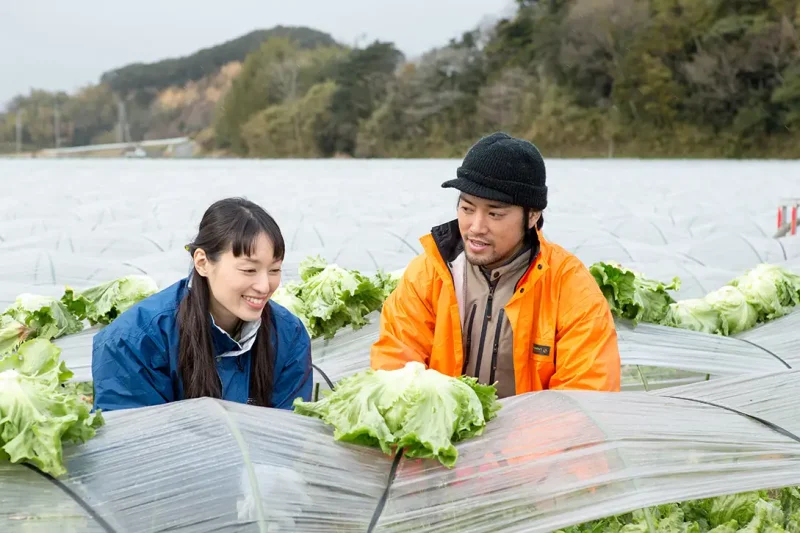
[4,0,800,158]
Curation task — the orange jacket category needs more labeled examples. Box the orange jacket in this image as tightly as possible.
[370,221,621,394]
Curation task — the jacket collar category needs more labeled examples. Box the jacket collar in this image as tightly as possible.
[430,220,464,264]
[210,314,261,358]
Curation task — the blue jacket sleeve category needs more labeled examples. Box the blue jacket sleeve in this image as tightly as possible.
[270,323,313,410]
[92,330,174,412]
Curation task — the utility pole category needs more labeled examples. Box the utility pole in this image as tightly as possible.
[15,112,22,153]
[115,94,128,143]
[117,99,125,143]
[54,102,61,148]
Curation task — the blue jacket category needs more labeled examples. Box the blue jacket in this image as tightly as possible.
[91,278,313,412]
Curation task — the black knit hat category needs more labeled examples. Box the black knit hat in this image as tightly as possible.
[442,132,547,210]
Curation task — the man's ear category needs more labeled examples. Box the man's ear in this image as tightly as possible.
[193,249,210,277]
[528,210,542,230]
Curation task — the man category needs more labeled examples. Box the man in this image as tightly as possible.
[370,132,620,397]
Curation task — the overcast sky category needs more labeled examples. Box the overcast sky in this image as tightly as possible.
[0,0,515,109]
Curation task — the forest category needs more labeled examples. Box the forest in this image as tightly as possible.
[3,0,800,158]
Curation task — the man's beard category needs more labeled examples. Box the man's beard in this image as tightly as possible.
[463,238,496,267]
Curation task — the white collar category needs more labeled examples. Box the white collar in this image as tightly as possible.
[210,314,262,358]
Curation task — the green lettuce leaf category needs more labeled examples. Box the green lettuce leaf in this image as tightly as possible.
[372,268,402,299]
[708,490,768,527]
[275,256,395,339]
[786,512,800,533]
[662,298,723,335]
[703,286,759,335]
[3,294,84,341]
[298,255,329,282]
[707,522,739,533]
[559,486,800,533]
[456,375,502,437]
[729,264,800,322]
[61,275,158,326]
[270,284,311,331]
[738,499,785,532]
[781,487,800,526]
[292,361,500,467]
[589,261,636,317]
[589,261,680,325]
[0,339,104,477]
[635,273,682,324]
[0,315,31,356]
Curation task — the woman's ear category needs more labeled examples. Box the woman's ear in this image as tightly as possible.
[193,249,210,277]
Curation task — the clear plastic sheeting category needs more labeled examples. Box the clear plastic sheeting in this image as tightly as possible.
[558,235,685,267]
[0,230,179,259]
[0,464,102,533]
[311,314,381,392]
[620,365,713,391]
[0,281,67,309]
[2,398,393,532]
[544,223,689,249]
[2,159,798,301]
[778,238,800,269]
[53,327,100,383]
[6,379,800,532]
[616,320,789,378]
[376,383,800,532]
[606,216,693,245]
[782,255,800,275]
[0,249,147,287]
[123,249,190,289]
[0,217,68,241]
[655,370,800,435]
[679,232,797,271]
[675,212,777,240]
[735,309,800,368]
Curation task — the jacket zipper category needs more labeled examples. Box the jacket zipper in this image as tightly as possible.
[489,309,505,384]
[473,280,497,381]
[461,304,478,375]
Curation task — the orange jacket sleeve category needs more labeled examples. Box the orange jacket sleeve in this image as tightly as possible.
[370,256,437,370]
[549,262,621,391]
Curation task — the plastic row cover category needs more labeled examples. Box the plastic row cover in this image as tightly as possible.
[54,309,800,393]
[377,374,800,532]
[655,370,800,434]
[0,250,149,287]
[5,371,800,532]
[53,328,98,383]
[2,231,798,299]
[736,309,800,368]
[2,398,392,532]
[312,311,800,393]
[615,317,793,377]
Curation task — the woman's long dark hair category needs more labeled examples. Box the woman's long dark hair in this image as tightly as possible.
[178,197,285,407]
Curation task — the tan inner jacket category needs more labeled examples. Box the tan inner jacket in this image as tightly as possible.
[450,246,531,398]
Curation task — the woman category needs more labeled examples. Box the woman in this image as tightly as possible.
[91,197,312,412]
